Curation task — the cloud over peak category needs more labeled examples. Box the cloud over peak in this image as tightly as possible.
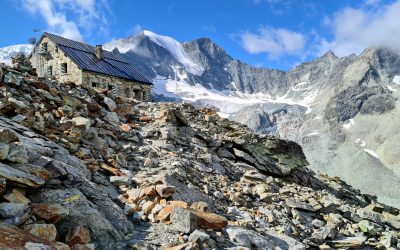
[240,26,306,58]
[318,0,400,56]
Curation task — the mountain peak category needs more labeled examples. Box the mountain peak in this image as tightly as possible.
[321,50,338,60]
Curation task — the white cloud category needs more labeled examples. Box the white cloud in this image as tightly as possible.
[20,0,110,41]
[240,26,306,58]
[318,0,400,56]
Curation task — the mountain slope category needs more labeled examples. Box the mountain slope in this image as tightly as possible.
[105,31,400,208]
[0,44,32,65]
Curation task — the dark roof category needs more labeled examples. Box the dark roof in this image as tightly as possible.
[39,32,152,85]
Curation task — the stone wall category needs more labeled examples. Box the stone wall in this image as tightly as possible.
[30,37,82,84]
[81,71,152,101]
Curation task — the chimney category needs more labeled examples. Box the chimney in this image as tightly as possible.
[95,45,103,59]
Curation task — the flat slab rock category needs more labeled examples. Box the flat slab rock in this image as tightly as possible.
[226,226,306,249]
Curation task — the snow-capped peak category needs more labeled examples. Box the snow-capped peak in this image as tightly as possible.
[142,30,204,76]
[0,44,33,65]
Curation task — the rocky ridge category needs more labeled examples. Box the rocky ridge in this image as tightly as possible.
[0,56,400,249]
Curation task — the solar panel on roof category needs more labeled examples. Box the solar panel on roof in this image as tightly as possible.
[43,32,152,85]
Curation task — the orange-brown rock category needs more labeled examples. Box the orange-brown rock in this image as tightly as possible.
[24,223,58,242]
[143,186,157,196]
[31,203,69,223]
[4,189,30,204]
[119,124,131,132]
[139,116,154,122]
[193,210,228,231]
[169,200,189,209]
[0,224,51,249]
[66,226,91,246]
[157,205,175,222]
[100,163,124,176]
[32,81,50,91]
[127,188,145,204]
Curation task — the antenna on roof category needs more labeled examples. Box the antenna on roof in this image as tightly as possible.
[32,29,40,43]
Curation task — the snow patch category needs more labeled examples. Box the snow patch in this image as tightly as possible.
[355,138,366,147]
[291,81,310,91]
[343,119,355,129]
[364,149,379,159]
[307,132,320,136]
[152,75,318,115]
[143,30,203,76]
[393,75,400,84]
[387,85,397,92]
[217,112,230,118]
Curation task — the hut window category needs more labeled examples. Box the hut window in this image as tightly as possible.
[91,82,98,88]
[61,63,67,74]
[143,91,149,101]
[47,66,52,76]
[41,43,48,52]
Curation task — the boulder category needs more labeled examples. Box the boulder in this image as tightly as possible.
[171,207,228,233]
[188,229,210,243]
[31,203,69,223]
[0,128,19,144]
[226,227,306,249]
[110,176,132,186]
[66,226,91,246]
[156,184,176,198]
[0,142,9,160]
[24,223,58,242]
[192,210,228,231]
[286,198,317,212]
[103,97,117,111]
[72,117,91,135]
[6,142,28,163]
[30,188,130,248]
[4,189,31,204]
[171,207,199,234]
[0,202,29,218]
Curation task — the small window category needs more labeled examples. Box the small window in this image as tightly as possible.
[92,82,97,88]
[47,66,52,76]
[55,47,59,53]
[41,43,48,52]
[61,63,67,74]
[108,84,114,91]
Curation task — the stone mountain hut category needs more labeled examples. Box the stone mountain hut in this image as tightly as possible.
[31,32,152,101]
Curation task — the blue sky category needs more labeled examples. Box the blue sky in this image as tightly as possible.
[1,0,399,70]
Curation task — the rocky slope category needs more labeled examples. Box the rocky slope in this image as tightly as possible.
[0,55,400,249]
[105,31,400,208]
